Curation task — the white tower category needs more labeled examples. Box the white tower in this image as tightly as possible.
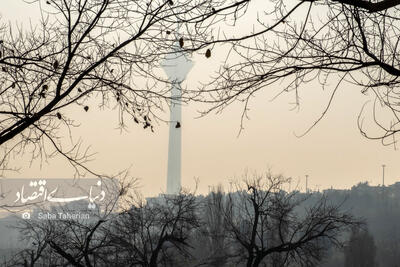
[162,47,193,195]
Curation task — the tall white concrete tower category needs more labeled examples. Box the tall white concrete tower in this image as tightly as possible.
[162,47,193,195]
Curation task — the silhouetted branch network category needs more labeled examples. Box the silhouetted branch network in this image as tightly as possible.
[5,172,362,267]
[192,0,400,143]
[220,172,360,267]
[0,0,250,174]
[1,0,400,175]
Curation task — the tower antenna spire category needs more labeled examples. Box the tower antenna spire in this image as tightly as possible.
[382,164,386,187]
[305,175,309,193]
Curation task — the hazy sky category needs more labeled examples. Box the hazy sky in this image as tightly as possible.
[2,1,399,196]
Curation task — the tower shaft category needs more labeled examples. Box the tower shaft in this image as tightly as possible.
[167,83,182,195]
[162,51,193,195]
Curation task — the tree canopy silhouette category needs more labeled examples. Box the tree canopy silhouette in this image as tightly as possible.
[0,0,250,175]
[1,0,400,175]
[195,0,400,144]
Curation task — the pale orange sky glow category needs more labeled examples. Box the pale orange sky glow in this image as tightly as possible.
[2,1,400,197]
